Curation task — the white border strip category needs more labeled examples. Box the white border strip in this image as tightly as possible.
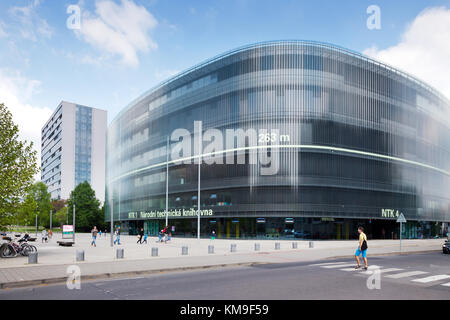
[109,144,450,183]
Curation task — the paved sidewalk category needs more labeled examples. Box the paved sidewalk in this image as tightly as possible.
[0,233,445,289]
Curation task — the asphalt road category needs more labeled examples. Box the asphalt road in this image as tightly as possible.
[1,252,449,300]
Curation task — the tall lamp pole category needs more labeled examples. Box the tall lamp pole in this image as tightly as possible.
[165,136,169,228]
[35,214,38,236]
[197,125,201,240]
[73,202,76,243]
[50,209,52,231]
[110,195,114,247]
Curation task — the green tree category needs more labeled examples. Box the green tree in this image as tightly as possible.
[0,103,39,228]
[67,181,103,231]
[17,193,37,227]
[28,182,52,227]
[51,199,67,213]
[54,206,68,227]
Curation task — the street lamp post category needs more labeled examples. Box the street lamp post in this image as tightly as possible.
[35,214,38,236]
[50,209,52,231]
[197,125,201,240]
[110,195,114,247]
[165,136,169,228]
[73,203,76,243]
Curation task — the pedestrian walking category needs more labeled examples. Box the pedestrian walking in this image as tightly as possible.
[211,230,216,240]
[91,226,98,247]
[48,229,53,239]
[114,227,121,245]
[143,233,148,244]
[355,226,369,270]
[41,229,48,243]
[137,228,144,244]
[98,230,102,238]
[158,230,162,243]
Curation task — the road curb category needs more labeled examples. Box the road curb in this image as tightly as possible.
[0,261,262,290]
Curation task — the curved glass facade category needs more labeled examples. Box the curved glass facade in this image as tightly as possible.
[106,41,450,239]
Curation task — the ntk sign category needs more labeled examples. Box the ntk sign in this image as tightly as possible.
[381,209,401,219]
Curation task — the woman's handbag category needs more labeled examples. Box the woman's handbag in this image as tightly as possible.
[361,239,368,251]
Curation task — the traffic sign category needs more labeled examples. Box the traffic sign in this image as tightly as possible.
[396,213,407,223]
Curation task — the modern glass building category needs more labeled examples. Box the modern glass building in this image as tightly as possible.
[106,41,450,240]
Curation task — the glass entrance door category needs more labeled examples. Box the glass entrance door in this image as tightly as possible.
[145,220,160,236]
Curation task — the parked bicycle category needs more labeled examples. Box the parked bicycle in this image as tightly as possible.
[0,237,37,258]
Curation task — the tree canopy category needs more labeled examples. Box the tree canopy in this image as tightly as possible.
[17,193,37,227]
[0,103,39,228]
[27,182,52,227]
[67,181,104,231]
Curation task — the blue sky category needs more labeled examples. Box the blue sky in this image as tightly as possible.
[1,0,450,160]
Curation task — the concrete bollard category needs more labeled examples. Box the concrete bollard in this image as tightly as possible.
[292,242,298,249]
[275,242,281,250]
[254,243,260,251]
[230,244,237,252]
[181,246,188,255]
[28,252,38,264]
[116,248,124,259]
[151,247,158,257]
[309,241,314,248]
[208,245,214,254]
[76,250,85,261]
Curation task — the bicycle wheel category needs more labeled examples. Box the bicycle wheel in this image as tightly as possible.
[21,245,32,256]
[0,243,17,258]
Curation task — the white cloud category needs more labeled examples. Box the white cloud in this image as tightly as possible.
[8,0,53,41]
[363,7,450,101]
[75,0,158,67]
[0,21,8,38]
[0,69,53,180]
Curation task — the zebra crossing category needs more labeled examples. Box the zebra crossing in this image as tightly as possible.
[308,261,450,288]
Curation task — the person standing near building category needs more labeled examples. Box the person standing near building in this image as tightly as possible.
[98,229,102,238]
[137,228,144,244]
[162,226,169,243]
[211,230,216,240]
[355,226,368,270]
[143,233,148,244]
[41,229,48,243]
[91,226,98,247]
[114,227,121,245]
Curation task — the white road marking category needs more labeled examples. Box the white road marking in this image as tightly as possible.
[385,271,428,279]
[441,282,450,287]
[412,275,450,283]
[339,265,381,272]
[373,268,403,273]
[339,266,403,274]
[322,263,358,269]
[308,262,351,267]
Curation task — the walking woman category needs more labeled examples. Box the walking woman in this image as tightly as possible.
[355,226,369,270]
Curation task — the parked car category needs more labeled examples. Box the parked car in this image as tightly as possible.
[443,241,450,254]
